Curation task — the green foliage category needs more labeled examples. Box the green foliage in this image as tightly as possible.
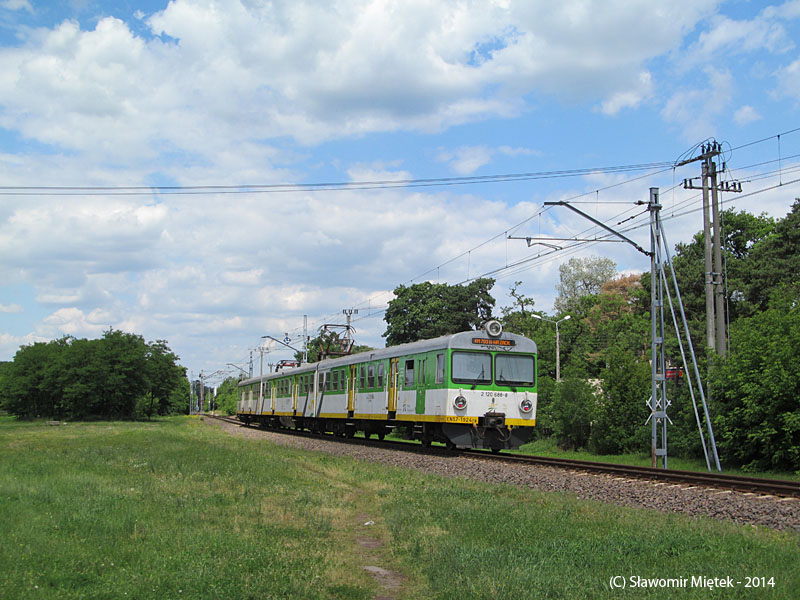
[710,287,800,472]
[548,375,596,450]
[744,199,800,312]
[590,346,651,455]
[0,329,187,421]
[494,200,800,471]
[654,208,778,355]
[214,376,241,415]
[383,277,495,346]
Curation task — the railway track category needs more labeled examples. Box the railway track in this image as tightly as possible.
[461,450,800,498]
[204,413,800,499]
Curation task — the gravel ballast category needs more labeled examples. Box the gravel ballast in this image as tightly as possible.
[205,418,800,532]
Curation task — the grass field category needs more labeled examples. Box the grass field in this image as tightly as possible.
[1,416,798,599]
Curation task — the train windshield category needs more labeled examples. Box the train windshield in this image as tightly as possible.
[451,352,492,384]
[495,354,535,387]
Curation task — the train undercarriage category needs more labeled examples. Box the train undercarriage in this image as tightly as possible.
[237,412,533,451]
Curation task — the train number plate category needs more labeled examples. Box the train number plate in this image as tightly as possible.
[443,416,479,424]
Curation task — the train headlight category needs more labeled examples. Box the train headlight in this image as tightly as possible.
[453,395,467,410]
[519,398,533,413]
[485,319,503,337]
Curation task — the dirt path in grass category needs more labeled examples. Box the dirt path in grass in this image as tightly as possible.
[204,417,412,599]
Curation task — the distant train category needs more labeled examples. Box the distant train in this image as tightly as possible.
[236,321,537,451]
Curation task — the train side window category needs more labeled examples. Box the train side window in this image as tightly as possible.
[419,359,426,385]
[332,370,339,391]
[435,353,444,384]
[368,364,375,388]
[359,365,366,390]
[404,359,414,386]
[377,363,385,388]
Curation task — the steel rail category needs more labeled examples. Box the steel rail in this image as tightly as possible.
[204,414,800,498]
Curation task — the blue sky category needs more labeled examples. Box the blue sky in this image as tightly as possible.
[1,0,799,384]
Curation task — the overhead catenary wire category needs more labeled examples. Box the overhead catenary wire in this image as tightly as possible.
[237,127,800,348]
[284,162,800,344]
[0,161,676,196]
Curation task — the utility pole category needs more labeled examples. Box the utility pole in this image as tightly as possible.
[531,314,571,382]
[648,188,669,468]
[709,160,726,357]
[682,141,742,357]
[702,159,716,353]
[544,191,721,470]
[343,308,358,348]
[303,315,308,364]
[199,372,205,416]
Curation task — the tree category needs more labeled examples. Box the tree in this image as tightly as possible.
[142,339,187,418]
[548,374,596,450]
[554,256,617,314]
[214,377,241,416]
[744,199,800,312]
[664,208,776,324]
[710,286,800,471]
[383,278,496,346]
[590,345,651,454]
[0,330,187,420]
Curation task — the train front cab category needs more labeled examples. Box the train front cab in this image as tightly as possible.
[393,329,537,452]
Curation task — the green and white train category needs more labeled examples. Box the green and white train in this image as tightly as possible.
[236,321,537,451]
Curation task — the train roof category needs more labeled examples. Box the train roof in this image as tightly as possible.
[239,328,536,385]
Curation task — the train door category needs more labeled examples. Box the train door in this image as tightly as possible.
[415,357,426,414]
[270,380,276,413]
[292,375,299,415]
[388,358,399,412]
[347,365,357,412]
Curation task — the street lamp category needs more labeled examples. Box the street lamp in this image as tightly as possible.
[532,314,571,382]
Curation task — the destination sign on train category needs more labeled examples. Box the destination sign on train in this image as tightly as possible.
[472,338,515,347]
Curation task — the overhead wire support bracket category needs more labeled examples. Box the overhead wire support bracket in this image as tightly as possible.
[544,201,652,257]
[674,141,722,168]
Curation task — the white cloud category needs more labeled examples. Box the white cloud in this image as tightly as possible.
[438,146,494,174]
[774,57,800,100]
[0,303,23,313]
[0,0,719,161]
[437,144,540,174]
[660,67,734,139]
[734,105,762,125]
[598,71,653,115]
[688,14,793,61]
[1,0,32,12]
[37,307,110,338]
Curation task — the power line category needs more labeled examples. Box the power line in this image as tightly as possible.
[0,161,676,196]
[243,129,800,348]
